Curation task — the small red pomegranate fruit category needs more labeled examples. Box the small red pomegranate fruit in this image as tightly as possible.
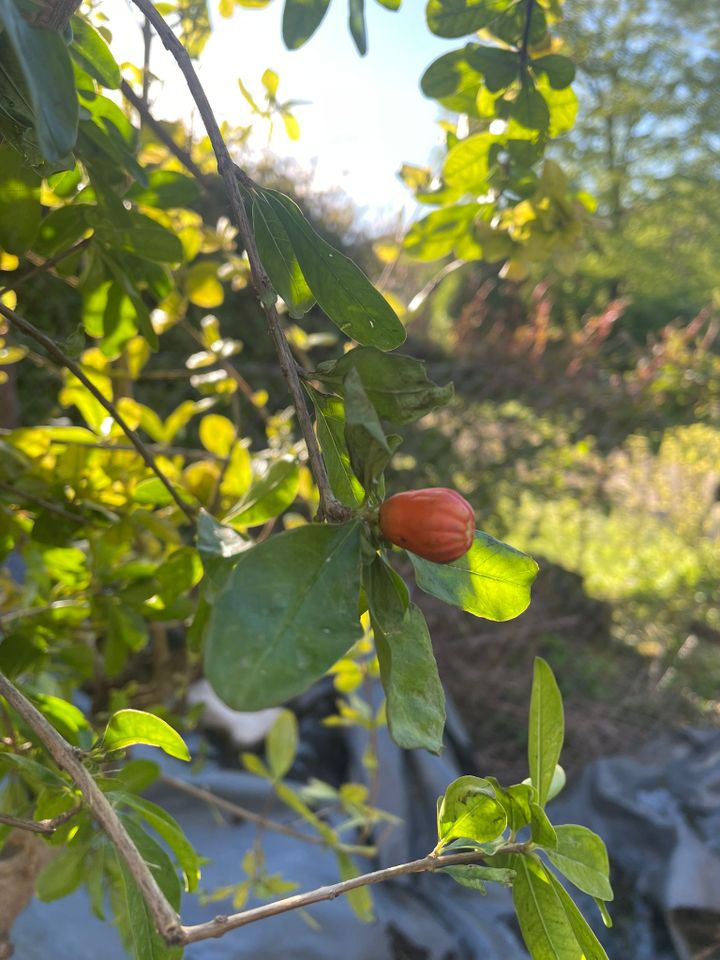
[378,488,475,563]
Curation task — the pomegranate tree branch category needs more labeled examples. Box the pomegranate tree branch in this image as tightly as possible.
[160,774,374,856]
[0,672,182,942]
[0,803,82,836]
[179,842,529,943]
[130,0,349,522]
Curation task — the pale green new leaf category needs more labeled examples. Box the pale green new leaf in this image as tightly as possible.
[225,457,300,527]
[545,825,613,901]
[512,854,583,960]
[443,133,495,191]
[528,657,564,807]
[101,709,190,761]
[266,708,298,780]
[544,867,610,960]
[530,800,558,849]
[409,531,538,621]
[437,775,507,846]
[336,850,374,922]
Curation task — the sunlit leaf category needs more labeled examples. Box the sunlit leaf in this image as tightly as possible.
[409,531,538,621]
[101,709,190,761]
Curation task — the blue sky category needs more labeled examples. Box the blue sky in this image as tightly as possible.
[110,0,458,227]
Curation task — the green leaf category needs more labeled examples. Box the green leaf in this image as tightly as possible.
[266,708,298,780]
[528,657,564,807]
[121,818,181,910]
[492,1,547,46]
[403,203,484,262]
[111,823,182,960]
[133,477,188,508]
[0,752,66,789]
[466,45,519,92]
[282,0,331,49]
[531,54,575,90]
[421,46,484,109]
[199,414,236,458]
[426,0,504,38]
[374,0,400,8]
[307,386,365,508]
[225,456,300,527]
[530,800,558,849]
[261,66,279,97]
[511,854,583,960]
[253,191,315,318]
[127,170,201,209]
[0,141,41,254]
[316,347,453,423]
[33,204,89,257]
[185,260,224,307]
[367,556,444,753]
[204,521,363,710]
[437,775,507,846]
[0,0,78,161]
[34,693,90,746]
[512,82,550,133]
[258,187,405,350]
[99,210,184,264]
[443,133,495,191]
[545,868,610,960]
[113,792,201,893]
[409,530,538,621]
[70,15,121,89]
[442,863,515,892]
[36,841,88,901]
[343,367,392,492]
[196,508,252,596]
[336,850,374,922]
[540,80,578,137]
[101,708,191,761]
[595,898,613,928]
[348,0,367,55]
[373,602,445,752]
[545,825,613,901]
[487,779,533,833]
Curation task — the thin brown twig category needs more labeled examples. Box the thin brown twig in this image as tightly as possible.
[0,671,182,942]
[0,301,196,524]
[0,237,92,296]
[159,774,374,857]
[0,803,82,836]
[120,79,215,189]
[0,481,83,524]
[180,843,529,943]
[130,0,349,523]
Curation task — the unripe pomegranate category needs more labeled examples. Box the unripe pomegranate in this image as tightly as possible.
[378,488,475,564]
